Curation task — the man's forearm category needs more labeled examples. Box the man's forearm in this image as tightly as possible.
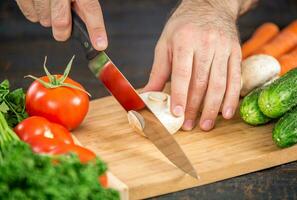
[180,0,258,19]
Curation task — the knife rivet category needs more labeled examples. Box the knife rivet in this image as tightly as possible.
[84,42,89,48]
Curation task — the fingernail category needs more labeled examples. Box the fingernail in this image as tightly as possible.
[183,120,194,131]
[173,105,184,117]
[224,107,234,119]
[201,120,214,131]
[96,37,107,50]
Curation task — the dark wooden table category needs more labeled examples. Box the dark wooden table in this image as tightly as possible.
[1,0,297,199]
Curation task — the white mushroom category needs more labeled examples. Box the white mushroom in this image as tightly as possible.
[140,91,184,135]
[127,91,184,136]
[127,110,146,136]
[240,54,280,96]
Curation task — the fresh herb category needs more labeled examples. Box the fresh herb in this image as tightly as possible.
[0,142,119,200]
[0,111,19,162]
[0,112,119,199]
[0,80,28,127]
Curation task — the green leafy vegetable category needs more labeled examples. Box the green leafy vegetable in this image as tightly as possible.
[0,80,28,127]
[0,111,20,162]
[0,142,119,200]
[0,111,119,199]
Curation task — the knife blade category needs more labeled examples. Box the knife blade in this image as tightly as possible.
[72,11,198,179]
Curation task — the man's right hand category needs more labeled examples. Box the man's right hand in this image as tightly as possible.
[16,0,108,51]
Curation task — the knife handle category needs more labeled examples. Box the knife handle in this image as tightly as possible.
[72,10,99,60]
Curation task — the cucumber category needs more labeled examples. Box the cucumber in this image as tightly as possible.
[258,68,297,118]
[240,88,271,125]
[273,106,297,148]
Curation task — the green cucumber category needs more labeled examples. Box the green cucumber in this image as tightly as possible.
[273,106,297,148]
[240,88,271,125]
[258,68,297,118]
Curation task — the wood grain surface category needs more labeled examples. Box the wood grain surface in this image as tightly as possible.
[1,0,297,199]
[73,91,297,199]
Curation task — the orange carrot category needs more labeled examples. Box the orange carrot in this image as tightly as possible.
[254,20,297,58]
[278,46,297,75]
[242,23,279,59]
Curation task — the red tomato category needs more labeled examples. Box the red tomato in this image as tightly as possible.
[26,136,67,154]
[99,174,108,187]
[26,75,89,130]
[49,144,108,187]
[49,144,96,163]
[15,116,74,145]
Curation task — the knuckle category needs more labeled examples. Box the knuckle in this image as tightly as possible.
[232,69,241,82]
[25,14,38,23]
[175,66,191,78]
[186,106,198,118]
[196,54,211,67]
[52,17,70,28]
[91,26,106,35]
[212,80,226,92]
[202,107,217,117]
[194,78,208,90]
[173,43,192,59]
[51,3,70,28]
[80,0,100,13]
[22,10,38,22]
[229,85,241,98]
[172,90,186,101]
[40,19,51,27]
[234,49,242,62]
[180,23,196,34]
[205,29,217,42]
[173,24,196,41]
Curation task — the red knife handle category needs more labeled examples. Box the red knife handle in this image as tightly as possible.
[89,52,145,111]
[72,11,145,111]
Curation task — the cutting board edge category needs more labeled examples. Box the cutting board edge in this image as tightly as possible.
[129,147,297,199]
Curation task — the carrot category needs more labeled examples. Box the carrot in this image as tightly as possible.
[254,20,297,58]
[278,46,297,75]
[242,23,279,59]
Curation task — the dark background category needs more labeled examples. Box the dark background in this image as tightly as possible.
[1,0,297,199]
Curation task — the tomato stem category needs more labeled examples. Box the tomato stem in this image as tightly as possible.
[58,55,75,83]
[25,56,91,97]
[43,56,55,83]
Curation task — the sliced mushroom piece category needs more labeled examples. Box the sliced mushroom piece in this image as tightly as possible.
[127,110,146,137]
[139,91,184,135]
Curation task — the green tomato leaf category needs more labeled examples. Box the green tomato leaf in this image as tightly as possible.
[0,102,9,113]
[0,80,9,90]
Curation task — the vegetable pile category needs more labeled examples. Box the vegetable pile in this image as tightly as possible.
[240,19,297,149]
[0,113,118,199]
[240,68,297,149]
[242,20,297,76]
[0,57,119,199]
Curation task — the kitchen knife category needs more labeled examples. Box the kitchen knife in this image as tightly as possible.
[72,11,198,179]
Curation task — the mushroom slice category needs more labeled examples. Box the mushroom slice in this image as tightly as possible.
[127,110,146,136]
[139,91,184,134]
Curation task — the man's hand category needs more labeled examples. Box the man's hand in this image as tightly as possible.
[16,0,107,50]
[144,0,247,131]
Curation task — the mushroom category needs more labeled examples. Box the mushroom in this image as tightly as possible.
[127,110,145,136]
[240,54,281,96]
[127,91,184,137]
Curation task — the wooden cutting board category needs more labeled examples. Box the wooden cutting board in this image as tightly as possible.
[73,86,297,200]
